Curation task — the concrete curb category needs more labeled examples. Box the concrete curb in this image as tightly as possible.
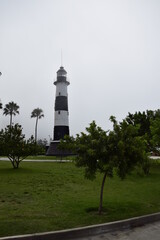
[1,212,160,240]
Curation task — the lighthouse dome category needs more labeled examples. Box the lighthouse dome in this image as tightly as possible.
[57,66,67,77]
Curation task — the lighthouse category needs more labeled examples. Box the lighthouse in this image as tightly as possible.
[54,66,70,140]
[46,65,70,156]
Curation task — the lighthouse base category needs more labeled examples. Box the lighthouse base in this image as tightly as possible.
[46,140,73,156]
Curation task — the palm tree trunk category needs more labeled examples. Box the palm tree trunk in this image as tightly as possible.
[10,113,12,127]
[98,172,107,215]
[35,117,38,142]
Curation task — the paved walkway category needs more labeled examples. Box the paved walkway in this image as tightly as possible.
[0,157,71,162]
[78,221,160,240]
[0,156,159,163]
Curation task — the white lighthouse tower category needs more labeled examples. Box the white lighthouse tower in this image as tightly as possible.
[46,65,70,156]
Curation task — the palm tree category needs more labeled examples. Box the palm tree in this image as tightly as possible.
[3,101,19,126]
[31,108,44,142]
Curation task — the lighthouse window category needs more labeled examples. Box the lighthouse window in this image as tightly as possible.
[58,111,60,114]
[59,92,61,96]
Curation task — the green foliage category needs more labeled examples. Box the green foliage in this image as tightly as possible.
[61,121,110,180]
[60,118,150,213]
[125,109,160,152]
[61,119,149,179]
[150,118,160,155]
[0,124,36,168]
[110,116,149,179]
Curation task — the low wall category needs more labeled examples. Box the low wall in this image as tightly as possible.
[0,212,160,240]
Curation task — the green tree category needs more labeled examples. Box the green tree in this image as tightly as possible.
[31,108,44,142]
[125,109,160,153]
[0,124,36,168]
[60,119,149,214]
[3,101,19,126]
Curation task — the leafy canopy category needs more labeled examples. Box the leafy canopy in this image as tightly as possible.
[125,109,160,152]
[61,118,149,179]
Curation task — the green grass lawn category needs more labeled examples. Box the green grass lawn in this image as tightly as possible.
[0,160,160,237]
[25,155,76,160]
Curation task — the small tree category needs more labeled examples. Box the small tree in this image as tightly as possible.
[31,108,44,142]
[60,119,149,214]
[3,101,19,126]
[0,124,36,168]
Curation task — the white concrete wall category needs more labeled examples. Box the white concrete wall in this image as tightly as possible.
[54,111,69,126]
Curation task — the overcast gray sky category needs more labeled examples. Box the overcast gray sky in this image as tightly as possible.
[0,0,160,142]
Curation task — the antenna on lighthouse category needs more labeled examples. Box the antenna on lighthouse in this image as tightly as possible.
[61,49,63,67]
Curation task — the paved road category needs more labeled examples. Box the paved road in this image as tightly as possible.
[77,221,160,240]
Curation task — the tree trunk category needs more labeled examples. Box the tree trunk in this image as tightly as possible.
[10,160,15,169]
[15,159,19,169]
[35,117,38,142]
[11,160,19,169]
[10,114,12,127]
[98,172,107,215]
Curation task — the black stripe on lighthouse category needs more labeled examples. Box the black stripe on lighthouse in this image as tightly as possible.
[55,96,68,111]
[54,126,69,140]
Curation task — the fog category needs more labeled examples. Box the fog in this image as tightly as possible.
[0,0,160,143]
